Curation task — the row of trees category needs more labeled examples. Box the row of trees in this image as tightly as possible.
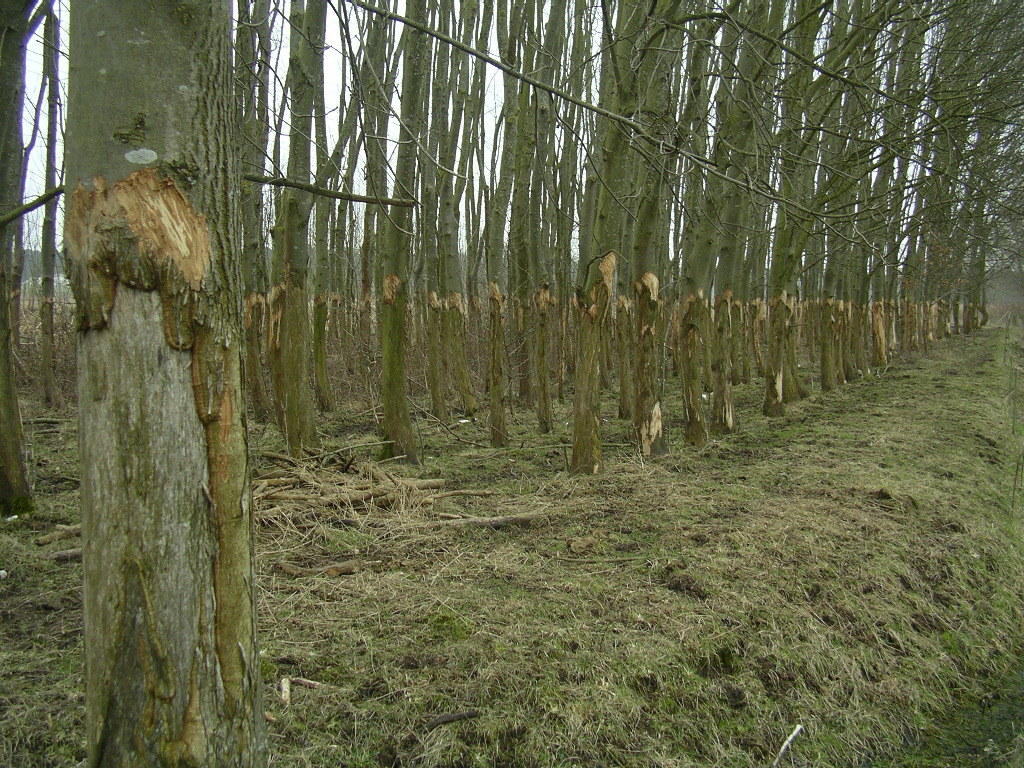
[1,0,1023,762]
[222,0,1021,473]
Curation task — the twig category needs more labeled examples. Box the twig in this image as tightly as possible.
[424,710,479,731]
[291,677,329,689]
[257,450,301,465]
[413,404,489,448]
[422,489,496,503]
[0,185,64,228]
[422,510,552,529]
[771,724,804,767]
[35,523,81,546]
[244,174,417,207]
[46,548,82,562]
[275,560,360,577]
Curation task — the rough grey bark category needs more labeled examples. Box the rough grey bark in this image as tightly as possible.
[64,1,264,764]
[0,0,36,514]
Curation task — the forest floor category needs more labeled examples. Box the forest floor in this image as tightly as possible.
[2,328,1024,767]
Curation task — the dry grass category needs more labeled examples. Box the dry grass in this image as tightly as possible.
[2,329,1023,767]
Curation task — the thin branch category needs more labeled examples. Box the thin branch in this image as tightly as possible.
[0,185,64,228]
[243,174,418,206]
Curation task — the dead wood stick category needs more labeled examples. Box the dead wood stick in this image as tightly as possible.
[402,478,445,490]
[290,677,328,689]
[364,462,398,486]
[262,490,321,502]
[424,510,551,529]
[771,724,804,768]
[423,489,496,502]
[275,560,360,577]
[257,476,300,488]
[46,548,82,562]
[363,462,444,490]
[413,404,489,448]
[35,524,81,545]
[424,710,480,731]
[257,450,302,464]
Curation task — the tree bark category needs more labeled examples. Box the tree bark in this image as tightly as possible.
[39,10,60,409]
[267,0,323,455]
[0,0,34,514]
[64,1,265,763]
[571,251,615,474]
[379,0,428,462]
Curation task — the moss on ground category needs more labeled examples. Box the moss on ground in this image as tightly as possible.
[2,329,1024,767]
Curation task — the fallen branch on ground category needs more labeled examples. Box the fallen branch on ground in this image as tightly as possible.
[422,510,552,529]
[424,710,480,731]
[46,548,82,562]
[275,560,360,577]
[35,524,81,546]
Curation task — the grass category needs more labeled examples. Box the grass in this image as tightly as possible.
[2,328,1024,767]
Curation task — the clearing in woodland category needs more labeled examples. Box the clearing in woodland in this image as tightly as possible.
[2,328,1023,767]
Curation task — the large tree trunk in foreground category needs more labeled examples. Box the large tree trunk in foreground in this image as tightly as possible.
[64,1,264,764]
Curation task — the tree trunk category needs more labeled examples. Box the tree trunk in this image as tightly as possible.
[0,0,33,514]
[64,1,265,764]
[676,295,709,447]
[763,294,789,417]
[39,10,60,409]
[571,251,615,474]
[634,273,666,455]
[616,297,634,420]
[534,284,553,433]
[379,0,428,462]
[710,292,736,435]
[236,0,274,422]
[268,0,323,455]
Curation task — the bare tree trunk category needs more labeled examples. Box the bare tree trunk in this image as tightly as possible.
[268,0,323,455]
[616,297,634,420]
[710,292,736,435]
[676,295,709,446]
[64,1,265,763]
[571,251,615,474]
[236,0,274,422]
[379,0,428,462]
[534,284,553,433]
[0,0,34,514]
[39,10,60,409]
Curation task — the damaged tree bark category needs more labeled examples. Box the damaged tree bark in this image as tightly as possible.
[64,1,264,764]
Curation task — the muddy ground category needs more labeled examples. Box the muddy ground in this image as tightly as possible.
[2,329,1023,767]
